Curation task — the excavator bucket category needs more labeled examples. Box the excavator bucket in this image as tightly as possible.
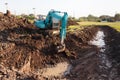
[56,43,66,53]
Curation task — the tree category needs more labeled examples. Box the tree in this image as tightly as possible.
[114,13,120,21]
[78,17,88,22]
[20,14,35,20]
[28,14,35,20]
[87,14,100,22]
[99,15,114,22]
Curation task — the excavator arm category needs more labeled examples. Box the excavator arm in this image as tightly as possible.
[50,11,68,52]
[50,11,68,44]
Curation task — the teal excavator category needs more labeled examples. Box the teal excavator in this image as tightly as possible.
[34,10,68,52]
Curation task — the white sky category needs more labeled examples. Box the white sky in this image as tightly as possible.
[0,0,120,18]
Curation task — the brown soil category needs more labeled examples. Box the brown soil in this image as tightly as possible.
[67,19,79,26]
[0,11,120,80]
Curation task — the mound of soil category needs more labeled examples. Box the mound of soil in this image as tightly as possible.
[0,11,120,80]
[67,19,79,26]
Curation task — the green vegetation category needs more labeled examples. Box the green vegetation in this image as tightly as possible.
[67,22,120,32]
[78,13,120,22]
[67,25,81,32]
[78,22,120,31]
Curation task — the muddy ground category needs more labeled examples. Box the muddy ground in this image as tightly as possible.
[0,11,120,80]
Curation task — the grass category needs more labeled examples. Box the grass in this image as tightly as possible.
[67,21,120,32]
[78,21,120,31]
[67,25,81,32]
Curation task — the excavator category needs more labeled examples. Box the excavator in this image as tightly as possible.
[34,10,68,52]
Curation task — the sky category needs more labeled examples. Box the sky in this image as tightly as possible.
[0,0,120,18]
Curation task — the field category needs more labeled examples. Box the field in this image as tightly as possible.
[79,21,120,31]
[68,21,120,32]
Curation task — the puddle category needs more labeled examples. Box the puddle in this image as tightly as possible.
[39,62,71,78]
[89,31,105,52]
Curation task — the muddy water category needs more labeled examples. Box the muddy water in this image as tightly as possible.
[38,62,71,78]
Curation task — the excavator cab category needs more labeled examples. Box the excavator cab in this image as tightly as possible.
[52,17,61,34]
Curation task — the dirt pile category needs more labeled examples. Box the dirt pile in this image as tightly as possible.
[0,12,68,69]
[0,11,72,79]
[0,11,120,80]
[4,10,11,17]
[67,19,79,26]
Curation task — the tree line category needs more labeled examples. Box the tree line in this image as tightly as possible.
[17,13,120,22]
[76,13,120,22]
